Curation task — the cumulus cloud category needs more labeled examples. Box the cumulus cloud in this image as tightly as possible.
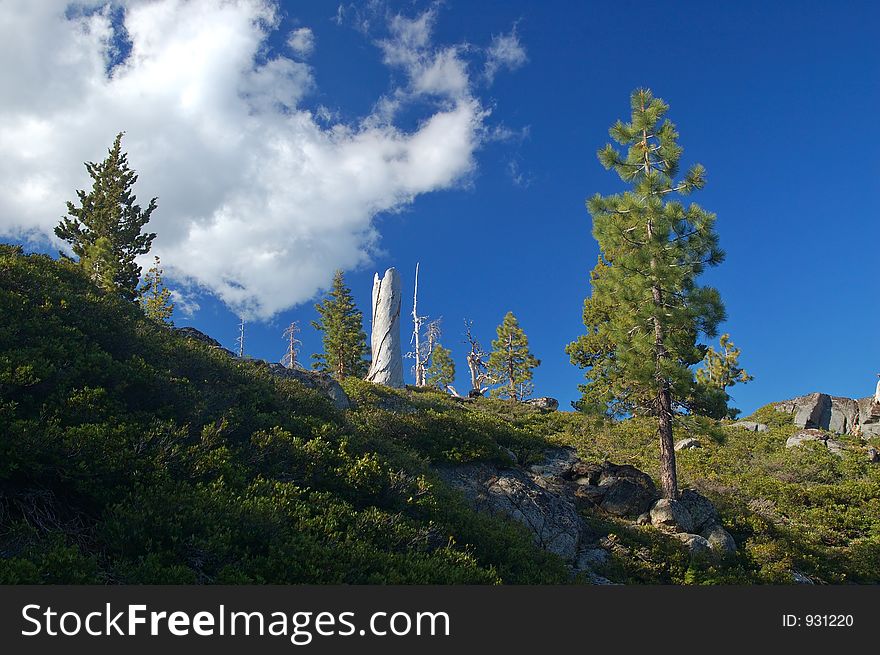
[0,0,491,319]
[484,28,528,82]
[287,27,314,57]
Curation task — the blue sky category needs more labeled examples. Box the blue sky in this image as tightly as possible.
[2,1,879,414]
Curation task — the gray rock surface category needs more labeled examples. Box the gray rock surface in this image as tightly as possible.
[785,429,845,456]
[525,397,559,411]
[868,447,880,463]
[174,326,229,352]
[437,460,584,561]
[266,363,350,410]
[857,397,880,437]
[650,498,695,533]
[701,524,737,556]
[774,392,879,436]
[366,268,404,388]
[830,397,859,434]
[678,489,720,533]
[675,533,712,558]
[674,437,702,451]
[731,421,768,432]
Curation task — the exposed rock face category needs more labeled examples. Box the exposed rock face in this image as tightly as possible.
[650,499,695,533]
[785,429,844,457]
[437,447,736,575]
[674,438,702,451]
[731,421,768,432]
[774,392,877,436]
[436,458,583,561]
[675,533,712,558]
[366,268,403,388]
[701,524,737,556]
[173,326,231,353]
[678,489,720,533]
[266,363,350,410]
[526,397,559,411]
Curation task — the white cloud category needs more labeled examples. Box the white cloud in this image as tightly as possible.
[485,28,527,82]
[0,0,492,320]
[287,27,314,57]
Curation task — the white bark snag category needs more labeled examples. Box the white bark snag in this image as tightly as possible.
[367,267,404,388]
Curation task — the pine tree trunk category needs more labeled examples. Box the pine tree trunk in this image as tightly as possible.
[652,282,678,500]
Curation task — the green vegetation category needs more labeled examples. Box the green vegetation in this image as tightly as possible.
[568,88,725,499]
[311,270,369,379]
[694,334,753,419]
[0,245,565,584]
[55,132,157,301]
[2,245,878,585]
[488,311,540,401]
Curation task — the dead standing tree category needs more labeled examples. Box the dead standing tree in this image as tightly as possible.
[235,317,245,358]
[281,321,302,369]
[463,320,491,397]
[407,263,441,386]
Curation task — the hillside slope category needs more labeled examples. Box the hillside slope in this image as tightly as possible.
[2,244,879,584]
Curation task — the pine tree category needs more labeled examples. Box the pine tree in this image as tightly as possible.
[693,334,752,419]
[488,311,540,401]
[311,270,369,379]
[566,89,725,499]
[426,344,455,391]
[55,132,157,301]
[139,256,174,325]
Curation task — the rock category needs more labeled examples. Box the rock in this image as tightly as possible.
[266,363,351,410]
[824,439,846,456]
[674,533,712,558]
[731,421,768,432]
[678,489,720,533]
[674,437,702,451]
[365,268,404,388]
[829,397,860,435]
[573,485,607,508]
[436,460,584,561]
[701,524,736,556]
[774,392,869,436]
[596,463,656,492]
[528,446,579,479]
[857,397,880,438]
[791,570,814,585]
[173,326,224,349]
[594,463,658,518]
[868,447,880,463]
[636,512,651,525]
[785,429,845,456]
[525,397,559,411]
[575,546,610,570]
[599,479,656,518]
[650,498,695,533]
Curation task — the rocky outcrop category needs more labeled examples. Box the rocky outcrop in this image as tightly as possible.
[266,363,350,410]
[173,326,236,356]
[785,429,844,456]
[731,421,768,432]
[366,268,404,388]
[526,397,559,411]
[438,447,736,577]
[774,392,879,436]
[674,438,702,451]
[650,499,694,533]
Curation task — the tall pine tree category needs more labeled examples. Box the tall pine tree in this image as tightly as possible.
[311,270,369,379]
[55,132,157,300]
[488,312,540,401]
[567,89,725,499]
